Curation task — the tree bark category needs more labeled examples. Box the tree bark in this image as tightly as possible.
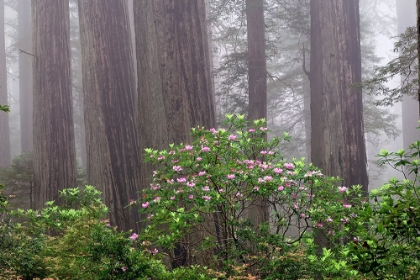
[32,0,77,208]
[0,0,11,167]
[417,0,420,116]
[78,0,141,232]
[18,0,33,154]
[310,0,368,194]
[245,0,269,233]
[135,0,216,266]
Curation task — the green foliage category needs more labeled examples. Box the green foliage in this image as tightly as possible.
[358,26,418,105]
[140,115,364,278]
[0,104,9,113]
[345,137,420,279]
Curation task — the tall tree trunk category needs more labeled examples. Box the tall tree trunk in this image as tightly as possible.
[417,0,420,116]
[0,0,11,167]
[135,0,216,266]
[32,0,77,208]
[245,0,269,231]
[310,0,369,250]
[78,0,140,232]
[18,0,33,154]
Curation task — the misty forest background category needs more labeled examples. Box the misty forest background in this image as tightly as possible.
[0,0,420,278]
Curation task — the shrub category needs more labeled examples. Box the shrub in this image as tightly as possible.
[139,115,364,278]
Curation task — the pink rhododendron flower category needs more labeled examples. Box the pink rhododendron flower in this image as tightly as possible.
[278,185,284,191]
[186,181,195,187]
[185,145,193,150]
[228,134,236,140]
[263,175,273,181]
[339,186,348,193]
[202,186,210,191]
[227,174,235,179]
[170,196,175,200]
[188,194,194,199]
[258,178,265,183]
[316,222,323,228]
[142,202,150,208]
[273,168,283,174]
[153,197,161,203]
[294,203,299,209]
[326,217,333,223]
[284,163,294,169]
[196,157,202,161]
[157,155,165,161]
[248,128,255,132]
[173,165,183,172]
[202,195,211,201]
[177,177,187,183]
[253,186,259,191]
[129,233,139,241]
[219,188,224,192]
[198,171,206,176]
[260,127,268,131]
[201,147,211,152]
[152,248,159,255]
[343,204,352,209]
[268,151,274,155]
[260,150,267,155]
[122,267,127,272]
[210,128,217,134]
[300,213,306,219]
[236,192,243,198]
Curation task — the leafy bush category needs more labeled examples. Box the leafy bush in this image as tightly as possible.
[139,115,364,278]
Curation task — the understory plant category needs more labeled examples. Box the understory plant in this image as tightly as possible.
[139,115,365,278]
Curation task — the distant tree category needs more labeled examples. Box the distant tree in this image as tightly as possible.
[32,0,77,208]
[78,0,141,232]
[18,0,33,153]
[135,0,216,266]
[309,0,368,193]
[0,0,11,167]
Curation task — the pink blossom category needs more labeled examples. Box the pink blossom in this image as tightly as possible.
[284,163,294,169]
[129,233,139,241]
[201,147,211,152]
[122,266,127,272]
[150,184,161,190]
[210,128,217,134]
[260,127,268,131]
[260,150,268,155]
[170,196,175,200]
[248,128,255,132]
[142,202,150,208]
[273,168,283,174]
[253,186,259,191]
[300,213,306,219]
[198,171,206,176]
[167,179,174,184]
[328,230,335,236]
[341,217,349,224]
[196,157,202,161]
[343,204,352,209]
[173,165,183,172]
[258,178,265,183]
[152,248,159,255]
[177,177,187,183]
[263,175,273,181]
[326,218,333,223]
[202,195,211,201]
[219,188,225,192]
[188,194,194,199]
[278,185,284,191]
[227,174,235,179]
[158,155,165,161]
[294,203,299,209]
[228,134,236,140]
[339,186,348,193]
[202,186,210,191]
[316,222,323,228]
[259,164,268,170]
[153,197,161,203]
[268,151,274,155]
[169,150,176,155]
[236,192,243,198]
[185,145,193,150]
[186,181,195,187]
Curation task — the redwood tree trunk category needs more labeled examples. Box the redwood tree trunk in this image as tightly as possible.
[310,0,368,194]
[245,0,269,231]
[78,0,141,232]
[135,0,216,266]
[32,0,77,208]
[0,0,11,167]
[18,0,33,153]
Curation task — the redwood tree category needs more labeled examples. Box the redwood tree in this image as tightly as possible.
[78,0,140,231]
[32,0,77,208]
[0,0,11,167]
[18,0,33,153]
[310,1,368,193]
[135,0,216,266]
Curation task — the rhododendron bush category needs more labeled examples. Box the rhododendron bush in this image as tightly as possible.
[139,115,363,276]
